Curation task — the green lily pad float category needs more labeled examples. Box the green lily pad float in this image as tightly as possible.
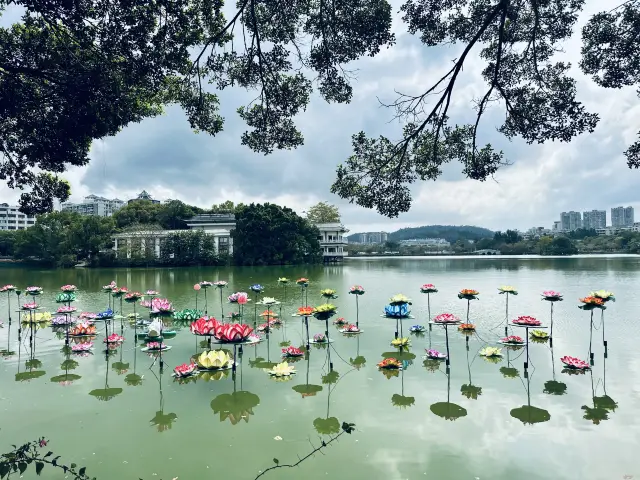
[15,371,46,382]
[150,411,177,432]
[292,384,323,397]
[543,380,567,395]
[460,384,482,400]
[280,341,291,347]
[594,395,617,411]
[112,362,130,374]
[125,373,143,386]
[581,405,610,425]
[322,370,340,385]
[350,356,366,369]
[510,405,551,424]
[423,358,442,372]
[391,394,415,408]
[381,351,416,362]
[430,402,467,421]
[313,416,340,435]
[500,366,519,378]
[89,387,123,401]
[50,374,82,383]
[211,391,260,425]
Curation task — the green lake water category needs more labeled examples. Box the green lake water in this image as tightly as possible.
[1,255,639,480]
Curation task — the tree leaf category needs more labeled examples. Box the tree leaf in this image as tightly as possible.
[35,461,44,475]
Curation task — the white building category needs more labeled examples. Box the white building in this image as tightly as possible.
[316,222,348,262]
[0,204,36,231]
[113,213,236,258]
[349,231,388,244]
[185,214,236,255]
[61,195,125,217]
[560,211,582,231]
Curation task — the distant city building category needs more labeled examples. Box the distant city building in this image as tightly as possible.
[611,206,634,227]
[350,231,388,244]
[552,221,561,231]
[128,190,160,204]
[61,195,125,217]
[560,211,582,231]
[398,238,450,247]
[582,210,606,230]
[0,203,36,231]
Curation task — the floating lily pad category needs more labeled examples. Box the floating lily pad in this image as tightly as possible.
[460,384,482,400]
[89,387,123,401]
[391,394,415,408]
[430,402,467,421]
[510,405,550,424]
[313,416,340,435]
[211,391,260,425]
[292,384,323,397]
[500,366,519,379]
[50,374,82,383]
[15,371,45,382]
[543,380,567,395]
[125,373,143,386]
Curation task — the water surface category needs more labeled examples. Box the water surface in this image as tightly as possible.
[1,256,639,480]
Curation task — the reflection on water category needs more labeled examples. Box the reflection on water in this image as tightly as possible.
[0,258,639,479]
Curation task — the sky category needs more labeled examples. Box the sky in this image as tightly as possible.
[2,0,639,234]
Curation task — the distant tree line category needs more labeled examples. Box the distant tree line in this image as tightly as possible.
[0,200,331,268]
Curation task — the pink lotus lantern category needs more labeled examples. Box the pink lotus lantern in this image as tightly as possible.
[190,317,219,335]
[214,323,254,342]
[560,355,590,370]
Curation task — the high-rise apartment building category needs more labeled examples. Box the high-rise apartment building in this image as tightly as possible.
[61,195,125,217]
[349,231,388,244]
[560,211,582,231]
[582,210,606,230]
[611,206,634,227]
[0,204,37,230]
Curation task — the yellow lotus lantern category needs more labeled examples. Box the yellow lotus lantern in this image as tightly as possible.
[196,350,233,370]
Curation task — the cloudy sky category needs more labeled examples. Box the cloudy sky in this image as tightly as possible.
[2,0,639,234]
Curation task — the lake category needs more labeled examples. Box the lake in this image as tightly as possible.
[1,255,639,480]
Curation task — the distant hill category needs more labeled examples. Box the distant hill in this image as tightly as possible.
[347,225,494,244]
[389,225,494,243]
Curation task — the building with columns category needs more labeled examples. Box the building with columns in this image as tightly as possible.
[316,222,348,262]
[112,214,236,258]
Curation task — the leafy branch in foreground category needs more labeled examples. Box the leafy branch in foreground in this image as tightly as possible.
[332,0,603,217]
[254,421,356,479]
[0,438,93,479]
[1,0,394,213]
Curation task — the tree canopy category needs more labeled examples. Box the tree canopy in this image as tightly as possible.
[233,203,321,265]
[306,202,340,224]
[1,0,637,216]
[113,200,200,229]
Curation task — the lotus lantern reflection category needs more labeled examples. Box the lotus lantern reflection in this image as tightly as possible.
[269,362,296,377]
[70,323,97,336]
[214,323,254,342]
[282,346,304,357]
[197,350,233,370]
[173,362,197,378]
[333,317,348,325]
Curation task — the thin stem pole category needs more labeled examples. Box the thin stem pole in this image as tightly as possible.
[355,295,359,328]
